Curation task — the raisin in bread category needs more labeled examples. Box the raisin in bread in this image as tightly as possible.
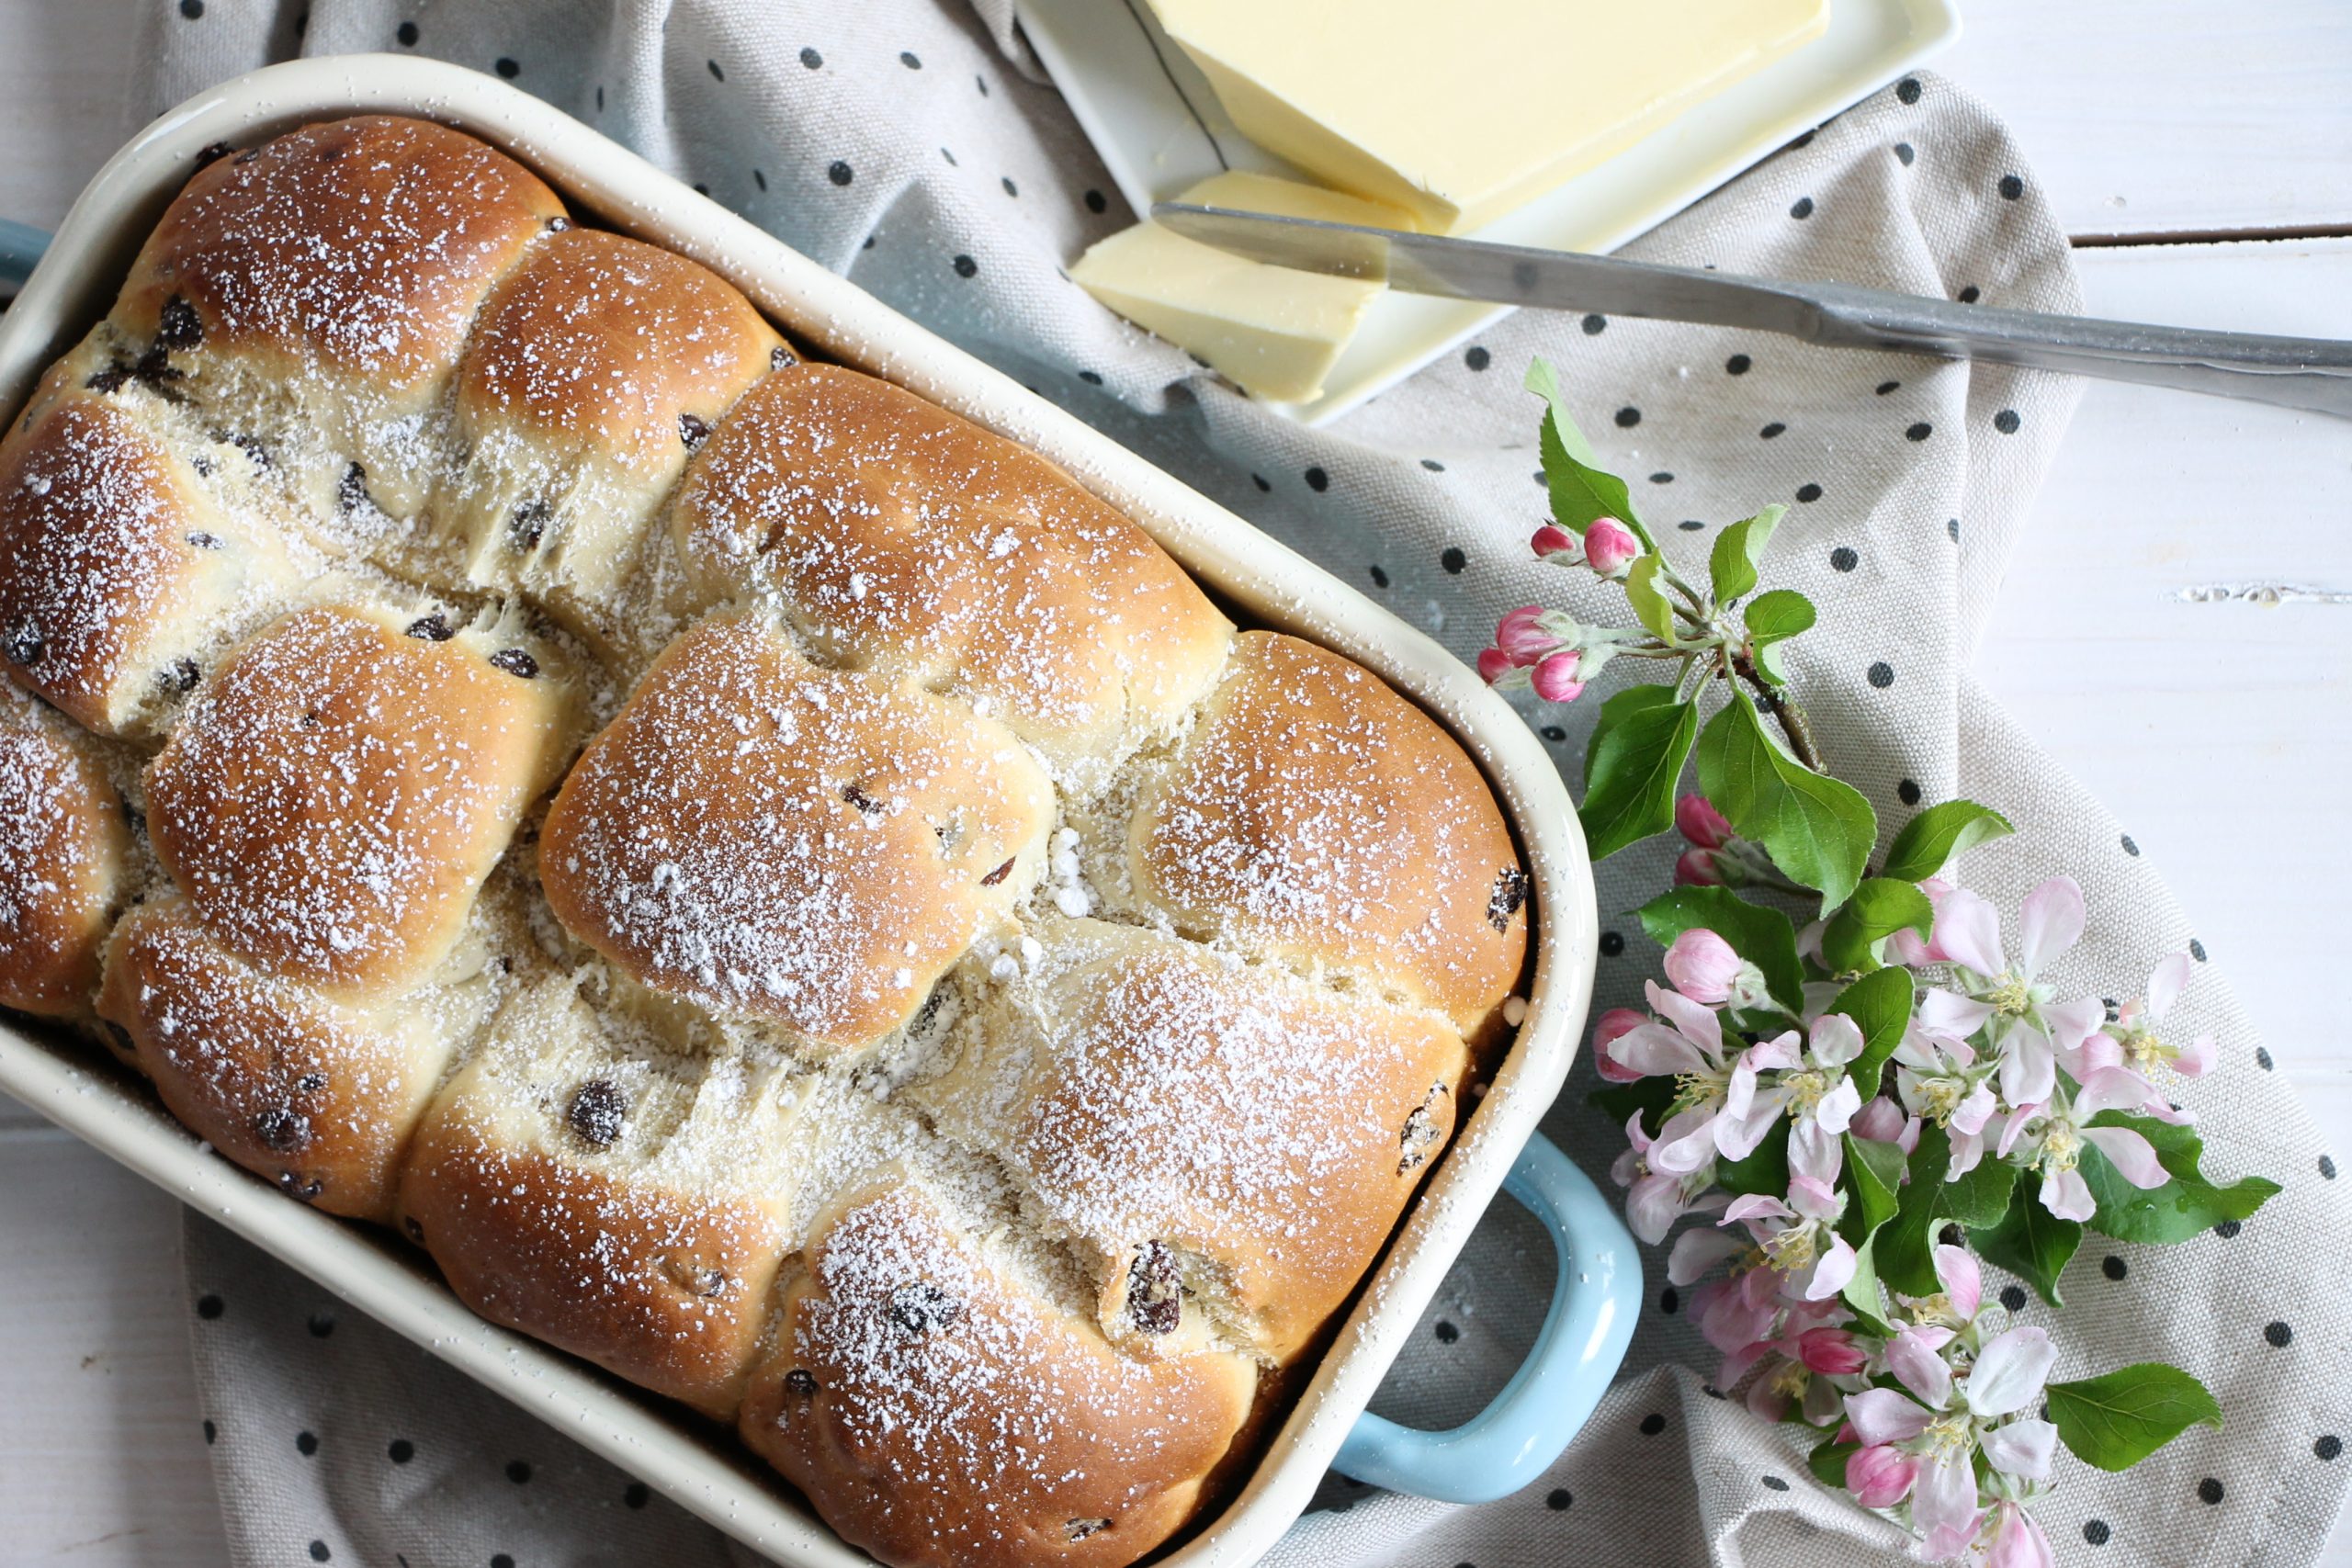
[0,115,1530,1568]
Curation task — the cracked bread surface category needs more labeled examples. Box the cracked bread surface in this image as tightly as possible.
[0,115,1530,1568]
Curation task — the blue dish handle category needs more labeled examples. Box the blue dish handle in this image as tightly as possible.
[2,220,52,291]
[1333,1129,1641,1504]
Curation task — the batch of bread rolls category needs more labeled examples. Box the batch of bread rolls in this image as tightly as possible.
[0,115,1530,1568]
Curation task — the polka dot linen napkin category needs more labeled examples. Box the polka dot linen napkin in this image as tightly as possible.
[135,3,2352,1565]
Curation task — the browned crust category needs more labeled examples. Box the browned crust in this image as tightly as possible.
[396,1096,790,1419]
[0,388,248,735]
[538,613,1050,1045]
[738,1181,1257,1568]
[1132,631,1528,1033]
[457,226,788,475]
[114,115,566,389]
[145,605,572,1001]
[0,682,131,1014]
[670,364,1232,761]
[1008,933,1467,1363]
[96,899,451,1220]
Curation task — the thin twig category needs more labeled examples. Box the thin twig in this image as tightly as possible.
[1727,653,1827,773]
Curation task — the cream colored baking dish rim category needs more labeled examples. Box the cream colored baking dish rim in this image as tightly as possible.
[0,56,1599,1568]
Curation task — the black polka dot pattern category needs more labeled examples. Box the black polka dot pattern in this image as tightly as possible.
[1658,1285,1679,1314]
[1464,345,1491,371]
[799,46,823,69]
[1896,77,1923,104]
[1600,931,1624,957]
[1758,1474,1790,1492]
[2322,1155,2337,1180]
[1582,314,1607,335]
[1614,406,1641,428]
[624,1482,650,1509]
[1434,1319,1461,1344]
[2265,1321,2293,1348]
[197,1293,224,1320]
[1958,285,1982,303]
[395,19,418,45]
[2215,1219,2244,1239]
[1897,778,1921,806]
[2198,1478,2225,1506]
[1894,142,1916,166]
[2000,1284,2028,1313]
[1795,482,1824,503]
[203,1418,217,1444]
[389,1438,414,1463]
[1789,197,1815,220]
[1876,379,1901,395]
[1368,566,1389,588]
[1546,1487,1572,1510]
[179,0,203,17]
[707,58,724,81]
[2319,1436,2344,1461]
[1084,188,1108,214]
[1867,661,1894,688]
[1830,546,1859,571]
[495,56,520,79]
[1905,422,1932,442]
[900,51,922,69]
[1995,408,2023,434]
[2121,834,2140,856]
[828,160,854,186]
[1999,174,2025,200]
[1726,354,1751,375]
[2102,1255,2128,1280]
[297,1430,319,1456]
[952,254,978,278]
[1305,467,1330,492]
[308,1543,330,1563]
[2084,1520,2112,1546]
[1759,422,1785,439]
[1638,1412,1667,1436]
[308,1313,334,1338]
[507,1459,535,1483]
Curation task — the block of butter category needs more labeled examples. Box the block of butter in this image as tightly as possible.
[1148,0,1831,235]
[1069,170,1419,402]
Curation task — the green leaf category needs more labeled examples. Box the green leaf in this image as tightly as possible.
[1878,1122,2019,1296]
[1526,358,1651,548]
[1882,799,2017,883]
[1753,639,1791,687]
[1829,966,1916,1093]
[1577,686,1699,861]
[2046,1363,2223,1472]
[1970,1172,2082,1308]
[2079,1111,2281,1245]
[1716,1122,1791,1200]
[1809,1436,1862,1490]
[1844,1134,1906,1239]
[1839,1232,1896,1337]
[1635,886,1806,1015]
[1621,552,1679,642]
[1708,503,1787,604]
[1696,691,1878,910]
[1818,877,1935,976]
[1743,589,1816,647]
[1589,1074,1677,1137]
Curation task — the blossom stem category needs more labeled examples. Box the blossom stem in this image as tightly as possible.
[1725,651,1828,773]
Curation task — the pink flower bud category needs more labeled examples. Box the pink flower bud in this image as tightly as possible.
[1849,1096,1909,1145]
[1531,525,1577,560]
[1663,929,1741,1006]
[1494,605,1558,665]
[1675,794,1734,850]
[1592,1007,1645,1083]
[1476,647,1512,685]
[1530,649,1585,704]
[1846,1444,1919,1509]
[1585,516,1641,578]
[1673,847,1724,887]
[1796,1325,1868,1376]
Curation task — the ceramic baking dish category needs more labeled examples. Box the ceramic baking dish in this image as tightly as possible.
[0,57,1636,1567]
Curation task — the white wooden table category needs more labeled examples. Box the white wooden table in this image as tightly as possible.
[0,3,2346,1562]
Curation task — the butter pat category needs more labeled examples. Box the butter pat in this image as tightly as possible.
[1070,171,1417,402]
[1149,0,1830,235]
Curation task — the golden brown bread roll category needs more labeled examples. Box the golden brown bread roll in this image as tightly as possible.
[0,679,132,1015]
[145,604,579,1002]
[395,974,810,1417]
[111,115,567,525]
[539,611,1052,1048]
[96,897,485,1219]
[446,228,790,658]
[0,114,1533,1568]
[1126,630,1527,1038]
[0,364,298,737]
[669,364,1233,775]
[738,1178,1258,1568]
[911,923,1467,1363]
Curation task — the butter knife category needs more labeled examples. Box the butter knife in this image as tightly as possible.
[1153,202,2352,420]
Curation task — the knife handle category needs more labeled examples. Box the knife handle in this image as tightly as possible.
[1795,279,2352,420]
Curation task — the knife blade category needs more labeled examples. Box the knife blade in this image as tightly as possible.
[1152,202,2352,419]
